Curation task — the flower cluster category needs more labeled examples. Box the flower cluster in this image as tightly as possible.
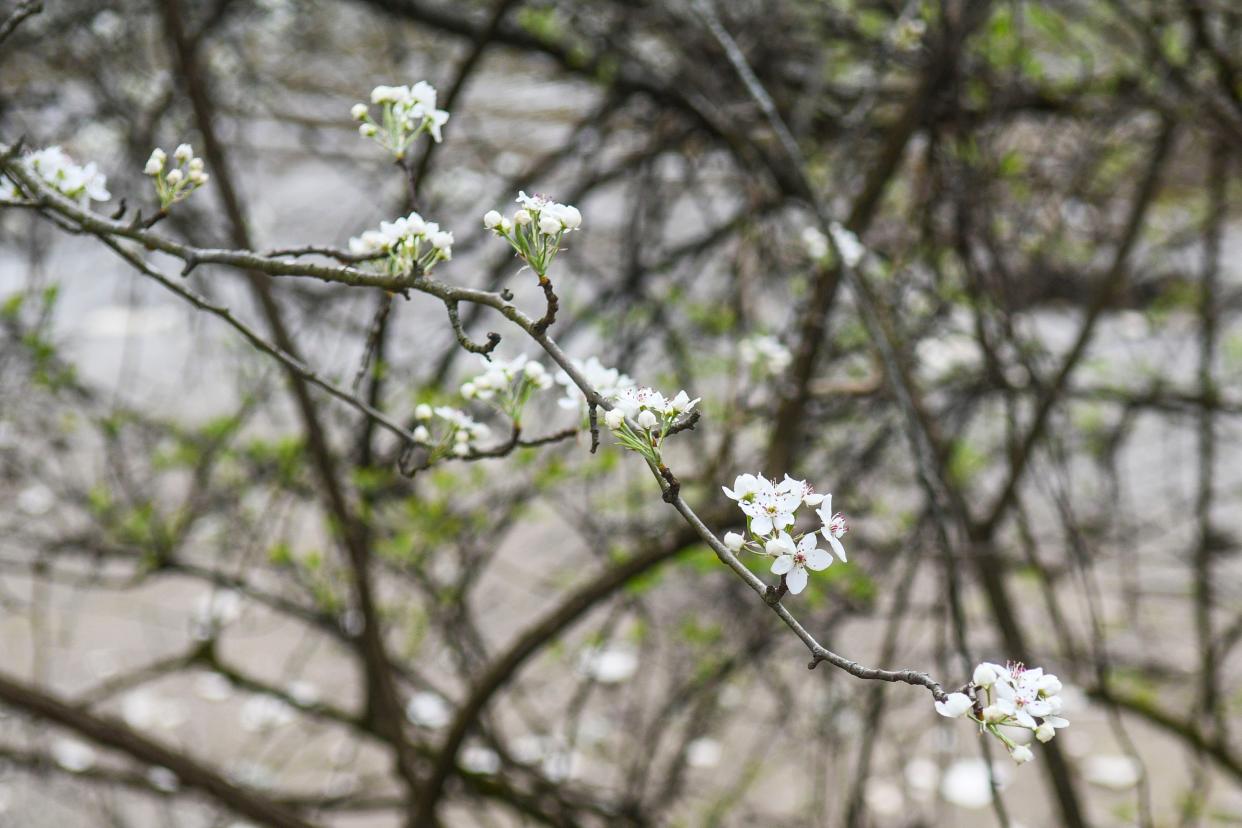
[555,357,634,416]
[739,334,793,377]
[720,474,848,595]
[352,81,449,157]
[604,387,699,461]
[144,144,208,209]
[412,404,491,459]
[0,146,110,206]
[461,353,553,421]
[935,661,1069,765]
[483,192,582,276]
[348,211,452,275]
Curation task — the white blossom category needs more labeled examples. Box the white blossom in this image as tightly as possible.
[722,531,744,551]
[768,532,833,594]
[939,660,1071,765]
[348,210,451,274]
[483,192,583,274]
[815,495,848,562]
[355,81,450,156]
[18,146,111,205]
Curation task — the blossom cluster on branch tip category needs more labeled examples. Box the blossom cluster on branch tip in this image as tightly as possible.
[412,403,491,459]
[935,661,1069,765]
[604,386,699,462]
[0,146,110,206]
[352,81,449,156]
[739,334,793,377]
[483,192,582,276]
[145,144,208,209]
[461,353,553,422]
[721,474,848,595]
[554,357,634,417]
[349,211,452,275]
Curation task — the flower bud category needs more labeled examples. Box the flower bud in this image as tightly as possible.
[430,230,453,251]
[539,215,562,236]
[350,103,368,121]
[604,408,625,430]
[483,210,502,229]
[454,430,470,444]
[165,169,183,186]
[413,425,430,444]
[973,663,1000,688]
[559,205,582,229]
[144,149,165,175]
[188,157,204,173]
[452,442,469,457]
[982,705,1006,724]
[523,362,545,379]
[461,382,476,399]
[934,692,974,718]
[1035,723,1056,743]
[415,404,433,420]
[1010,744,1034,765]
[637,409,658,430]
[359,123,378,137]
[514,209,531,225]
[174,144,193,163]
[723,531,744,551]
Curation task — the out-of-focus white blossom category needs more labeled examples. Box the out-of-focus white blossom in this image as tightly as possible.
[460,353,552,421]
[577,646,638,684]
[1,145,111,206]
[51,739,97,773]
[406,692,452,729]
[555,356,634,415]
[829,221,865,267]
[739,334,793,377]
[802,226,829,260]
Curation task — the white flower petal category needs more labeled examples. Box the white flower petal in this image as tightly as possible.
[785,566,809,594]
